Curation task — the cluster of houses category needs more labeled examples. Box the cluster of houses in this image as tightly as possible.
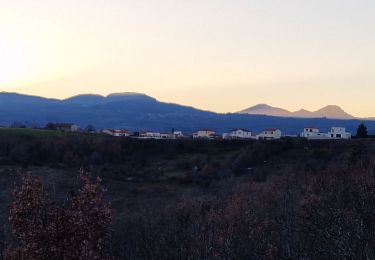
[300,126,351,140]
[222,128,283,140]
[101,126,352,140]
[102,129,184,139]
[222,127,351,140]
[8,121,354,141]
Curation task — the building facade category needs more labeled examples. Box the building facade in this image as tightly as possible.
[329,127,351,139]
[256,128,282,140]
[300,127,329,139]
[193,130,216,139]
[223,129,254,139]
[300,127,351,140]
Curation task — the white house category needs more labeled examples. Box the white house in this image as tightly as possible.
[138,131,159,139]
[224,129,254,139]
[173,131,184,138]
[102,129,132,137]
[256,128,282,140]
[137,131,179,139]
[329,127,351,139]
[145,132,162,139]
[102,129,113,135]
[300,127,329,140]
[193,129,216,139]
[300,126,351,140]
[113,130,132,137]
[160,133,176,139]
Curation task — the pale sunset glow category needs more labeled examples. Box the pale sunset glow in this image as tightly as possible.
[1,0,375,116]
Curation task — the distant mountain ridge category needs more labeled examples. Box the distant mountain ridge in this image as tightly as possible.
[63,92,156,105]
[0,91,374,134]
[239,104,355,120]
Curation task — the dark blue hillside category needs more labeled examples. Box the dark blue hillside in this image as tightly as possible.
[0,92,374,134]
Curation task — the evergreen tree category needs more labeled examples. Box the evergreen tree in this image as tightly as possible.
[356,122,368,138]
[85,124,96,133]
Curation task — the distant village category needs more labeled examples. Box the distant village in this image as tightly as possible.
[22,122,354,141]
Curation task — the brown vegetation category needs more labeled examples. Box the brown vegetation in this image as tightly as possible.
[0,131,375,259]
[6,170,112,260]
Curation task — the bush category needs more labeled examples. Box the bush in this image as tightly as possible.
[6,170,112,260]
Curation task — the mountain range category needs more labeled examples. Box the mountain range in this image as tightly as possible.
[0,91,374,134]
[239,104,355,120]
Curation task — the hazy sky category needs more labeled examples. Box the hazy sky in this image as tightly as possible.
[0,0,374,116]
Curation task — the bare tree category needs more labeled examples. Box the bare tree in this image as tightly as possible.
[6,170,112,260]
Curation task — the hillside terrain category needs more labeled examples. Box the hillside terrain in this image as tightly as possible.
[0,92,375,134]
[239,104,355,119]
[0,129,375,258]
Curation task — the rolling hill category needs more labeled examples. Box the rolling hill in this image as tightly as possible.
[0,92,374,134]
[239,104,355,119]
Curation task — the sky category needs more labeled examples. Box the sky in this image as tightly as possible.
[0,0,374,116]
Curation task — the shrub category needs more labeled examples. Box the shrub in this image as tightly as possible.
[6,170,112,260]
